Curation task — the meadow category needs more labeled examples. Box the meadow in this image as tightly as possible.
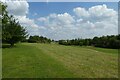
[2,43,118,78]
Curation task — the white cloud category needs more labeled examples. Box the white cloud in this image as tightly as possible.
[0,0,5,2]
[15,15,44,35]
[37,4,118,40]
[38,17,47,22]
[3,1,118,40]
[73,7,90,17]
[38,13,75,25]
[6,1,29,16]
[89,4,117,17]
[56,13,75,24]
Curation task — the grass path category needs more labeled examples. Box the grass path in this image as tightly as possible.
[3,44,74,78]
[2,43,118,78]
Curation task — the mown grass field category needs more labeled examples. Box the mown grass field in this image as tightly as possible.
[2,43,118,78]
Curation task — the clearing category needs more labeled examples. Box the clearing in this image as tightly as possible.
[2,43,118,78]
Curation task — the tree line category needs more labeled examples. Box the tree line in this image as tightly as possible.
[27,36,51,43]
[59,35,120,49]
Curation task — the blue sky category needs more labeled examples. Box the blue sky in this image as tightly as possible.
[28,2,118,19]
[5,1,118,40]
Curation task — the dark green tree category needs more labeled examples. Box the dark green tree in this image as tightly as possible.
[1,3,27,46]
[58,35,120,49]
[28,35,51,43]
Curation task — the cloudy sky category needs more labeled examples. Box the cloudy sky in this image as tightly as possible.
[3,1,118,40]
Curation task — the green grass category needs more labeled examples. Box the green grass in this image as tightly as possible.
[2,43,118,78]
[0,47,2,79]
[82,46,118,54]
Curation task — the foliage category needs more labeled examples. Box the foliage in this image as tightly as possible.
[28,35,51,43]
[1,2,27,46]
[59,35,120,49]
[0,2,2,47]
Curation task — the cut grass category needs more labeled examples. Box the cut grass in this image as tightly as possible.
[2,43,118,78]
[82,46,118,54]
[3,43,74,78]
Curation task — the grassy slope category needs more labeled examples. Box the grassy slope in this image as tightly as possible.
[2,43,118,78]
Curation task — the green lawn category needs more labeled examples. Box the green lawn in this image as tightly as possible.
[2,43,118,78]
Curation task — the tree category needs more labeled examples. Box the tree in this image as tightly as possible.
[58,35,120,49]
[0,2,2,47]
[28,35,51,43]
[1,3,27,46]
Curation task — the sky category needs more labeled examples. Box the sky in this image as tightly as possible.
[2,1,118,40]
